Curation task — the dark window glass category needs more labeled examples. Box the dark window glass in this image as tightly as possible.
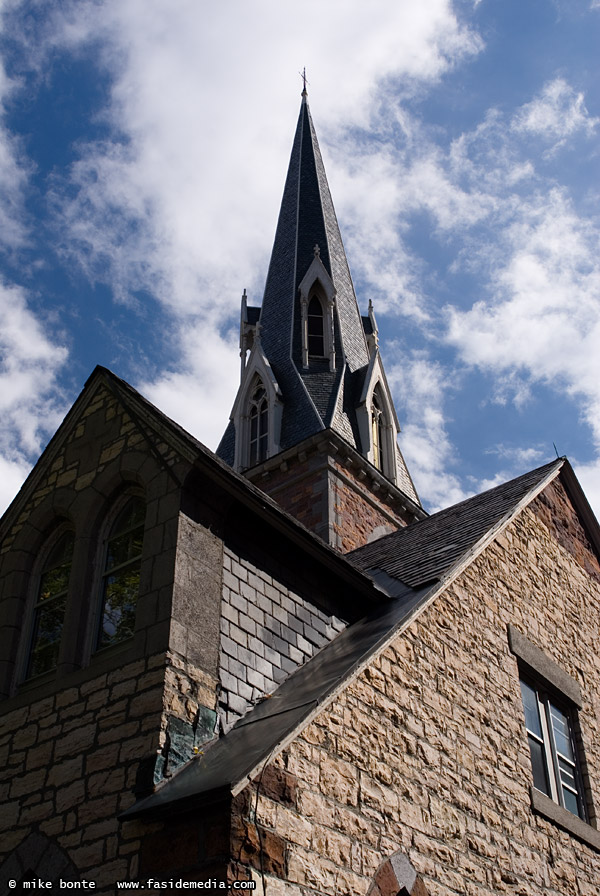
[27,531,74,679]
[519,676,586,819]
[249,383,268,466]
[97,496,145,650]
[307,295,325,357]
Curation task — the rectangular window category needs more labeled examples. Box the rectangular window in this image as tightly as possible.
[520,675,586,820]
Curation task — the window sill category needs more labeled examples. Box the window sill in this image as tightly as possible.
[530,787,600,851]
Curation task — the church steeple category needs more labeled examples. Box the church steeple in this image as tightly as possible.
[218,90,424,550]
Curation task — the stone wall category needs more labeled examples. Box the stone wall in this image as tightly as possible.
[0,647,221,892]
[219,546,345,728]
[0,655,163,889]
[0,373,223,890]
[231,486,600,895]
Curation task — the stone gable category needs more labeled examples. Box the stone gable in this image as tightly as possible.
[229,484,600,895]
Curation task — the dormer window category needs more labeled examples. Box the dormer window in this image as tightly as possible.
[307,295,325,358]
[249,382,269,466]
[298,250,336,371]
[231,352,282,473]
[357,371,400,485]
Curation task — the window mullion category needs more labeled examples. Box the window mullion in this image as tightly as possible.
[539,694,560,803]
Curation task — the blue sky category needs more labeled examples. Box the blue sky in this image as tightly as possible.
[1,0,599,515]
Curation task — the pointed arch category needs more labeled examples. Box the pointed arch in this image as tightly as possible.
[298,252,336,370]
[371,386,385,472]
[248,379,269,466]
[231,345,283,471]
[15,519,76,685]
[357,351,401,484]
[25,525,75,680]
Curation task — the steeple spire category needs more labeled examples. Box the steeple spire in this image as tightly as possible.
[217,90,423,550]
[254,86,371,449]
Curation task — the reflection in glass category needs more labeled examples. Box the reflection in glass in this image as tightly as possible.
[27,531,74,678]
[98,496,145,649]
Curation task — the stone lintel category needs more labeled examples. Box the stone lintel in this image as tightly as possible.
[507,625,582,707]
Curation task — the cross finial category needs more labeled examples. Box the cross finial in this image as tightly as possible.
[314,244,320,258]
[300,67,308,97]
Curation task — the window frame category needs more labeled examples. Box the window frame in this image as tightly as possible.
[371,390,384,472]
[297,255,336,372]
[307,293,326,359]
[508,625,600,850]
[24,525,75,681]
[519,673,587,820]
[95,491,146,652]
[248,380,269,467]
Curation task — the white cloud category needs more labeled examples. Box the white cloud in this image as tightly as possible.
[37,0,481,315]
[0,21,29,252]
[447,187,600,454]
[28,0,481,439]
[4,0,599,525]
[512,77,599,147]
[387,351,469,511]
[0,281,69,511]
[138,321,239,451]
[573,458,600,520]
[0,453,32,518]
[0,0,485,508]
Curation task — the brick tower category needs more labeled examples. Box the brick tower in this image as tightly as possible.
[218,88,425,550]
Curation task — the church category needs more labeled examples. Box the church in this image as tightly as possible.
[1,88,600,895]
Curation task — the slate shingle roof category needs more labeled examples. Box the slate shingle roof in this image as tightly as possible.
[350,458,564,587]
[255,92,371,452]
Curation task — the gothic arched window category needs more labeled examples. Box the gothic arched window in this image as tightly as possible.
[97,494,145,650]
[27,529,74,679]
[371,390,384,472]
[307,295,325,358]
[249,381,269,466]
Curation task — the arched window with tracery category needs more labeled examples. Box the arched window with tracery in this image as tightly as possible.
[27,529,74,679]
[307,294,325,358]
[371,390,385,471]
[97,494,145,650]
[248,381,269,466]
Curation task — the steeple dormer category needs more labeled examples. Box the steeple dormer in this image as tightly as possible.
[218,90,425,550]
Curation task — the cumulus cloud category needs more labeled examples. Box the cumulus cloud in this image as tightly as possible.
[3,0,599,522]
[357,73,600,510]
[387,351,469,511]
[0,35,29,251]
[0,0,484,508]
[447,187,600,457]
[36,0,482,314]
[512,77,599,147]
[35,0,482,438]
[0,281,69,511]
[138,321,239,452]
